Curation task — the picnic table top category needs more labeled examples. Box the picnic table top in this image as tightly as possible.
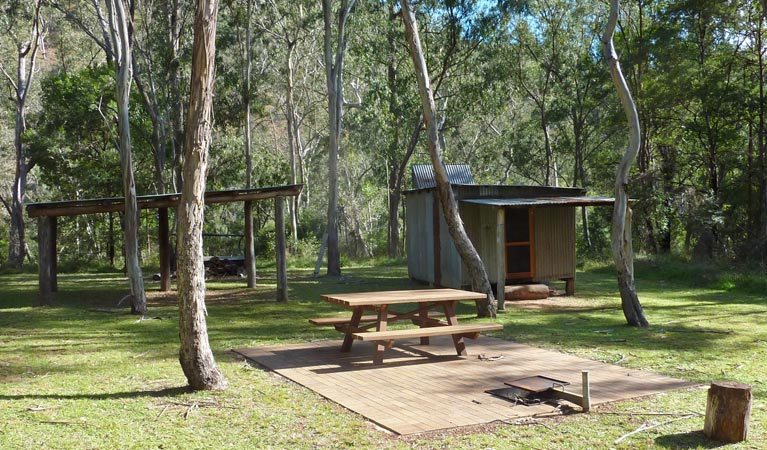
[321,288,487,307]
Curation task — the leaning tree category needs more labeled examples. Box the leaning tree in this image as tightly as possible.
[602,0,649,327]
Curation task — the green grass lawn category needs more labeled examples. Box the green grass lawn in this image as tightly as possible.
[1,259,765,449]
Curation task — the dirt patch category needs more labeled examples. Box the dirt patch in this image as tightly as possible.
[504,295,616,312]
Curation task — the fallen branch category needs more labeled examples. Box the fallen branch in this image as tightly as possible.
[27,405,62,412]
[595,411,700,417]
[614,413,701,444]
[659,328,733,335]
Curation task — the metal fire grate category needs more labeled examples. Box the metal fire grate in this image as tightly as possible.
[486,375,572,407]
[505,375,569,393]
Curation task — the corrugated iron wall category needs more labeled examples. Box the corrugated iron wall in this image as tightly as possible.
[406,191,435,283]
[533,207,576,281]
[462,202,502,284]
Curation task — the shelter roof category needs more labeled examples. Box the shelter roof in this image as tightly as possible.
[461,196,615,208]
[26,184,303,218]
[411,164,474,189]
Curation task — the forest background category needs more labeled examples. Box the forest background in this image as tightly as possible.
[1,0,766,274]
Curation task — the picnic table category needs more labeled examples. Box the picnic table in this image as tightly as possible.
[311,288,503,364]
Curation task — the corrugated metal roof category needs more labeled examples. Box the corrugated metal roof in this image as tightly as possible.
[461,196,615,208]
[411,164,474,189]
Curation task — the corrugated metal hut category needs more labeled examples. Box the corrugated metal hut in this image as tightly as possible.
[404,164,613,300]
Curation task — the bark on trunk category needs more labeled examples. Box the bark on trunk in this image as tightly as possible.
[107,0,147,315]
[285,40,301,251]
[177,0,227,391]
[602,0,648,327]
[322,0,356,276]
[6,1,43,269]
[243,0,256,288]
[401,0,495,317]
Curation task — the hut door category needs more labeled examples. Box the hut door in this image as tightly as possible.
[505,208,534,280]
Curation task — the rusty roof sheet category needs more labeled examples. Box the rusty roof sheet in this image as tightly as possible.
[411,164,474,189]
[461,196,615,208]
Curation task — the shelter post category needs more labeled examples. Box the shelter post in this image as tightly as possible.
[158,207,171,291]
[36,216,55,305]
[495,207,505,310]
[275,196,288,302]
[50,216,58,292]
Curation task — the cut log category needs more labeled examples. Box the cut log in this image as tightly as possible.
[505,284,549,301]
[704,381,751,443]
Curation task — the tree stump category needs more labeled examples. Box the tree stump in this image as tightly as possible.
[704,381,751,443]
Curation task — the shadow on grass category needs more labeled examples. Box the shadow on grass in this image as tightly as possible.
[0,386,192,401]
[655,431,728,449]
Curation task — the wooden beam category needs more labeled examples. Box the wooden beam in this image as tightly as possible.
[26,184,304,218]
[275,196,288,302]
[158,208,171,291]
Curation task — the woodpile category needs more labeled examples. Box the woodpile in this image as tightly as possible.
[205,257,243,277]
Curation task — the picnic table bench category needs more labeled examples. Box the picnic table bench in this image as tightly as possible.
[311,288,503,364]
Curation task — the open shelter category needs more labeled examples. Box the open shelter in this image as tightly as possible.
[26,184,302,305]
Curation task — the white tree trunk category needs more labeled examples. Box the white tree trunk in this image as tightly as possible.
[177,0,227,390]
[107,0,147,315]
[401,0,496,317]
[602,0,648,327]
[322,0,355,276]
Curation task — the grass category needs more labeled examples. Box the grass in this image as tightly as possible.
[0,258,765,449]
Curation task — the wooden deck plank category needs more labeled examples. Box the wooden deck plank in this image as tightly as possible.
[232,336,697,436]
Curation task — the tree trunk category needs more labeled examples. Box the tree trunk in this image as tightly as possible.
[107,0,147,315]
[167,0,185,193]
[243,0,256,288]
[602,0,648,327]
[285,40,301,251]
[177,0,227,391]
[322,0,356,276]
[6,1,43,269]
[401,0,495,317]
[704,382,752,443]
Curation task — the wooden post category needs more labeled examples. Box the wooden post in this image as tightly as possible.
[565,277,575,296]
[581,370,591,412]
[37,217,53,306]
[704,381,752,443]
[50,216,58,292]
[496,207,505,311]
[275,196,288,302]
[158,208,171,291]
[244,200,257,288]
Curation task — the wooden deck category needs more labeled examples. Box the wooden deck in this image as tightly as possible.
[233,336,696,435]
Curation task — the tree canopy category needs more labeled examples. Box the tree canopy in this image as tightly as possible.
[1,0,766,273]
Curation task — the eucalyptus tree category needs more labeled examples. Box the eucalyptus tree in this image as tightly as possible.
[103,0,147,314]
[509,0,566,187]
[252,0,323,251]
[401,0,496,317]
[603,0,648,327]
[177,0,227,391]
[323,0,356,276]
[0,0,45,269]
[650,0,745,257]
